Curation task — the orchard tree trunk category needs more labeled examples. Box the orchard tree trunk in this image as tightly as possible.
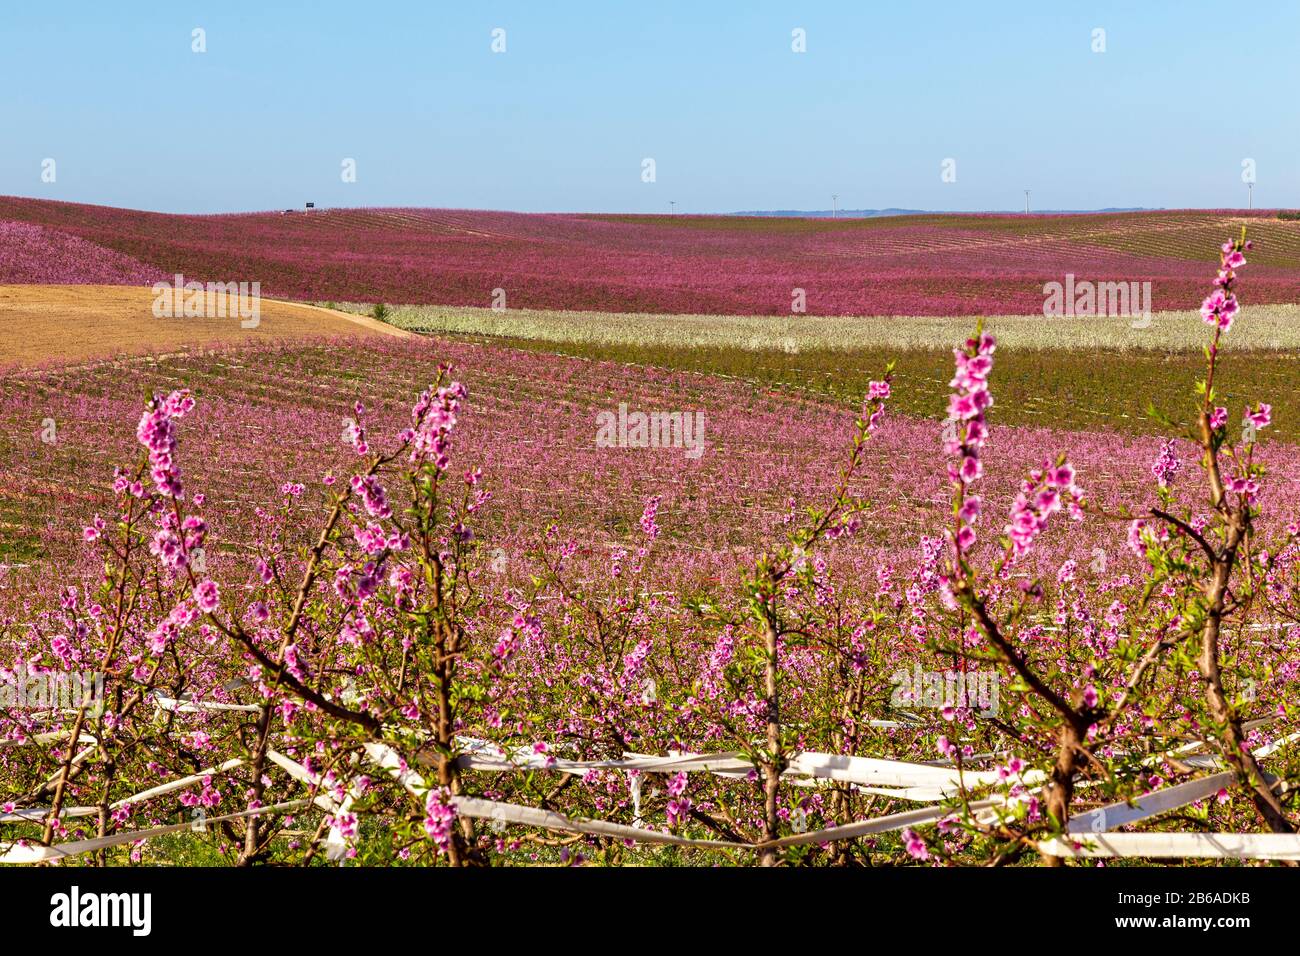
[759,615,783,866]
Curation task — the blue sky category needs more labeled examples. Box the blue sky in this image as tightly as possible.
[2,1,1295,214]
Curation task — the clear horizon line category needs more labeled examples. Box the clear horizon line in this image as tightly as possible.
[0,193,1287,219]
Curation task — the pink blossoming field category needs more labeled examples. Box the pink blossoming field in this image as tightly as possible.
[3,196,1300,315]
[2,223,1299,880]
[3,336,1298,582]
[5,8,1300,912]
[10,18,1300,954]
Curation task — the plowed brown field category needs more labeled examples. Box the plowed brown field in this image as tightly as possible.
[0,284,409,369]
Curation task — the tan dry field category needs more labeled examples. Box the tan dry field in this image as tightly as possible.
[0,284,409,370]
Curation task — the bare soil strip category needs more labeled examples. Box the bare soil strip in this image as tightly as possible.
[0,285,409,370]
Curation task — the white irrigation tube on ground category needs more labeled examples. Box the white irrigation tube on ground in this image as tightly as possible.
[265,750,344,815]
[787,751,1046,791]
[1,806,99,823]
[155,699,1290,809]
[365,742,743,849]
[0,799,312,865]
[264,749,357,860]
[39,744,97,789]
[368,740,1018,850]
[2,759,247,826]
[325,789,358,862]
[1250,729,1299,759]
[459,750,753,777]
[1040,833,1300,860]
[144,708,986,798]
[456,741,1044,795]
[0,732,97,749]
[1062,732,1300,837]
[768,798,1005,849]
[4,697,1294,860]
[1,733,1290,861]
[111,758,246,808]
[460,793,744,849]
[152,692,262,714]
[1066,772,1234,834]
[0,755,330,865]
[377,727,1300,854]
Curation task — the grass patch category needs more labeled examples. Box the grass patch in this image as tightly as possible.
[420,331,1300,443]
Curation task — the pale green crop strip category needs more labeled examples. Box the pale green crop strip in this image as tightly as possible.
[324,302,1300,353]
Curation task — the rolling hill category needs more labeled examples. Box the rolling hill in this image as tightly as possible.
[2,196,1298,316]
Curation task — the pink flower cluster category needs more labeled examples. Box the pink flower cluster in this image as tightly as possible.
[1244,403,1272,433]
[1227,475,1262,504]
[1200,238,1251,331]
[1005,462,1084,559]
[329,811,359,841]
[178,779,222,809]
[902,828,929,860]
[423,787,458,854]
[351,474,392,520]
[193,580,220,613]
[945,332,995,554]
[1126,518,1170,559]
[866,378,891,432]
[405,380,467,471]
[135,390,195,498]
[665,771,692,827]
[344,402,369,456]
[145,599,200,655]
[1151,439,1181,488]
